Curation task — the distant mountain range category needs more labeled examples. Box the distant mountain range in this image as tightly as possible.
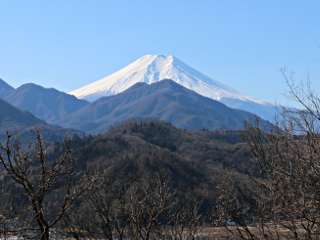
[0,78,14,99]
[0,54,280,134]
[0,78,269,134]
[0,98,83,141]
[69,54,279,121]
[56,80,270,134]
[4,83,89,123]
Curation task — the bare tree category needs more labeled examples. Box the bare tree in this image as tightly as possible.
[0,127,97,240]
[0,173,18,240]
[65,165,205,240]
[123,170,176,240]
[64,172,130,240]
[169,186,203,240]
[217,70,320,239]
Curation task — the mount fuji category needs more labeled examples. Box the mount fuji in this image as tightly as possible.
[70,55,279,120]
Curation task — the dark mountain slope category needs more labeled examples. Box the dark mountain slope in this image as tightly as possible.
[57,79,269,134]
[0,78,14,99]
[0,98,83,141]
[50,119,251,191]
[0,97,41,129]
[5,83,89,123]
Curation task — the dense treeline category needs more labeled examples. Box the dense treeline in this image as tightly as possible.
[61,118,249,171]
[0,118,252,239]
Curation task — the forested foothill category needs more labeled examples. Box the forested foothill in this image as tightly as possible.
[0,117,253,239]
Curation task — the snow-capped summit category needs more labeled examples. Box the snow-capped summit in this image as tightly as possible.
[70,54,278,120]
[70,54,259,103]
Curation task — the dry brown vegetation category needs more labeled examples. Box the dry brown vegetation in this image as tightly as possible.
[217,72,320,239]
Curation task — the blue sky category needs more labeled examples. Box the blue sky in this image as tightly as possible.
[0,0,319,105]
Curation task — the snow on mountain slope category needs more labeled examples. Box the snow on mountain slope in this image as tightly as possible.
[69,55,278,120]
